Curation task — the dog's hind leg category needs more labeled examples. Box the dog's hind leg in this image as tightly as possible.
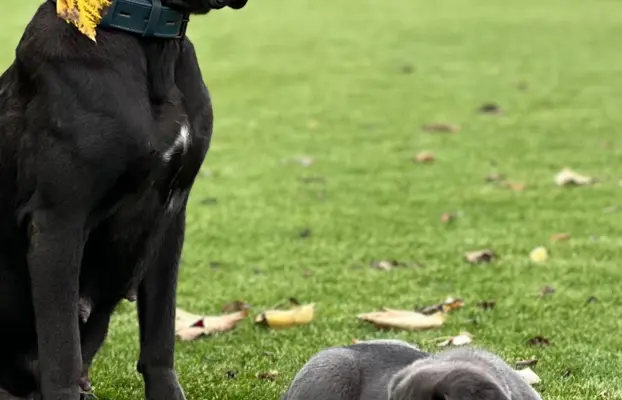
[136,209,186,400]
[79,311,112,393]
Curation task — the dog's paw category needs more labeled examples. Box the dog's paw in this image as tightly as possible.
[142,370,185,400]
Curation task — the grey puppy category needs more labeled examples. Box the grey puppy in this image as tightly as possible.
[282,340,542,400]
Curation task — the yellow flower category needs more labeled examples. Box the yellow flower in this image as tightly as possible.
[56,0,112,42]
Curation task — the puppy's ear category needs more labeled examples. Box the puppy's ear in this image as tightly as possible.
[442,369,510,400]
[228,0,247,9]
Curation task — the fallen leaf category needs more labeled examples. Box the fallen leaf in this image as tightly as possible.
[298,176,326,184]
[222,300,251,313]
[175,308,248,341]
[226,370,238,379]
[465,249,496,264]
[358,309,445,331]
[517,81,529,91]
[422,123,461,133]
[200,197,218,205]
[255,303,315,329]
[256,370,279,381]
[501,181,526,191]
[476,300,496,310]
[56,0,112,41]
[515,367,541,385]
[294,156,315,167]
[401,64,415,74]
[437,332,473,347]
[302,270,314,278]
[528,336,551,347]
[555,168,594,186]
[299,228,312,239]
[586,296,598,304]
[414,151,435,163]
[539,285,556,296]
[478,103,503,115]
[371,260,407,271]
[561,369,572,379]
[417,297,464,315]
[550,233,571,242]
[515,357,538,368]
[530,247,548,263]
[307,119,319,130]
[485,172,506,182]
[440,212,457,223]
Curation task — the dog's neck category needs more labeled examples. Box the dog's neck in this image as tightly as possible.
[48,0,189,39]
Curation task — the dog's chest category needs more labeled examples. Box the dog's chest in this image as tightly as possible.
[162,122,191,163]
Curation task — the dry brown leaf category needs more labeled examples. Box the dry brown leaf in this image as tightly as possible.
[255,303,315,329]
[222,300,251,313]
[465,249,496,264]
[358,309,445,331]
[515,357,538,368]
[256,370,279,381]
[501,181,526,191]
[294,156,315,167]
[555,168,594,186]
[485,172,506,182]
[414,151,435,163]
[539,285,556,296]
[437,331,473,347]
[418,297,464,315]
[515,367,541,385]
[476,300,496,310]
[440,212,456,223]
[478,103,503,115]
[550,233,571,242]
[528,336,551,346]
[175,308,248,341]
[371,259,409,271]
[422,123,461,133]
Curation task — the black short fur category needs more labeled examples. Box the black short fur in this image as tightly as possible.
[0,0,248,398]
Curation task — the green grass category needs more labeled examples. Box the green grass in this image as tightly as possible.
[3,0,622,399]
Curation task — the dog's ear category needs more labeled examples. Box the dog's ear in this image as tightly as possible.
[228,0,247,9]
[441,369,510,400]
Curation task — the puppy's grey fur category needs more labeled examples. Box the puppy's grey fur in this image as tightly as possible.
[282,340,542,400]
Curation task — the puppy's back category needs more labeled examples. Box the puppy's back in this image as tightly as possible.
[283,340,427,400]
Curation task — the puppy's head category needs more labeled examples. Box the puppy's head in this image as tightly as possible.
[163,0,248,15]
[389,362,510,400]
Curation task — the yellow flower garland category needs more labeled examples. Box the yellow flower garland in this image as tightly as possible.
[56,0,112,41]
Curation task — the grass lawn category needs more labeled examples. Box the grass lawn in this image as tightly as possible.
[3,0,622,399]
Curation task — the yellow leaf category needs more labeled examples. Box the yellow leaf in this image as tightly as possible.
[529,246,548,263]
[56,0,112,42]
[357,309,445,331]
[255,303,315,329]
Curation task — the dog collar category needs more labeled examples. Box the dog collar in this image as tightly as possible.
[51,0,189,39]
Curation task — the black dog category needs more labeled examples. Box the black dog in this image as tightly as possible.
[0,0,247,398]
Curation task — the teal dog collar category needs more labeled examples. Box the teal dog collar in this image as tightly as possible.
[51,0,189,39]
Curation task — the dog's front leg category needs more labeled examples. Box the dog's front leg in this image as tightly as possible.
[28,211,84,400]
[136,209,186,400]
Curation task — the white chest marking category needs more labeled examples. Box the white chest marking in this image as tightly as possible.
[162,123,191,162]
